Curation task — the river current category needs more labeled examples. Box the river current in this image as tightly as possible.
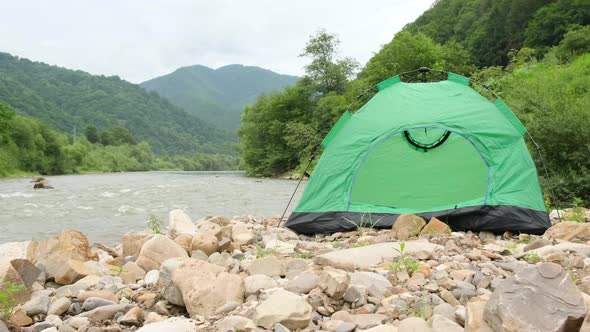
[0,171,303,245]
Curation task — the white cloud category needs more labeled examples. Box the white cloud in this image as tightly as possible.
[0,0,434,83]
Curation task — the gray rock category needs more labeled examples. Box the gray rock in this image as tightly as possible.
[331,311,387,330]
[454,305,466,325]
[343,285,367,306]
[254,289,312,330]
[432,302,457,322]
[82,297,116,311]
[286,271,318,294]
[397,317,431,331]
[68,302,82,315]
[136,317,198,332]
[144,269,159,285]
[77,304,133,321]
[218,316,257,331]
[30,322,54,332]
[274,323,291,332]
[47,297,71,316]
[245,274,279,296]
[323,319,357,332]
[0,321,7,332]
[524,238,552,252]
[318,267,350,300]
[349,272,392,298]
[314,241,441,270]
[57,325,77,332]
[484,262,586,332]
[356,325,398,332]
[214,301,240,315]
[248,255,284,277]
[431,314,462,332]
[63,316,89,329]
[23,290,52,316]
[452,280,476,301]
[158,257,189,306]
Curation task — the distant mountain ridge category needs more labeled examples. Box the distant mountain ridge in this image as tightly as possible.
[0,52,231,154]
[141,64,299,130]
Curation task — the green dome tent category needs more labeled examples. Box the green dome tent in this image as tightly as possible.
[286,69,550,234]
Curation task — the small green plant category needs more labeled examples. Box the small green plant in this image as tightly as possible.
[517,238,531,244]
[406,291,431,318]
[109,264,127,276]
[147,213,163,234]
[524,252,542,264]
[389,242,420,275]
[343,213,382,238]
[570,197,585,222]
[568,269,578,283]
[256,245,274,258]
[294,250,314,259]
[351,239,371,248]
[0,277,24,318]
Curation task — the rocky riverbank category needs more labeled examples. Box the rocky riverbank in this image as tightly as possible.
[1,208,590,332]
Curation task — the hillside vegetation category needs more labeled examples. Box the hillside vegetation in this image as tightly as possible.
[141,64,298,130]
[0,102,237,177]
[238,1,590,206]
[0,52,231,155]
[405,0,590,66]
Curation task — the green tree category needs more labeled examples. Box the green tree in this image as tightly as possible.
[83,124,99,144]
[524,0,590,50]
[554,25,590,60]
[300,30,358,95]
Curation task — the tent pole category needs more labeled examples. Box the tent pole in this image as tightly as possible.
[526,133,562,222]
[278,146,319,227]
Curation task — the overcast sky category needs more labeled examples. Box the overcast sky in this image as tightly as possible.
[0,1,435,83]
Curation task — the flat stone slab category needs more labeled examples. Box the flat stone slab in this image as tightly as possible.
[314,241,442,269]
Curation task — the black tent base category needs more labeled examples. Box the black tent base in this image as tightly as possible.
[286,205,551,235]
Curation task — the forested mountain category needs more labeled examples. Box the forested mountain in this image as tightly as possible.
[141,64,298,130]
[0,52,231,155]
[405,0,590,67]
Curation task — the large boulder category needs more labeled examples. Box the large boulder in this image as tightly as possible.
[26,230,95,285]
[172,259,244,317]
[544,221,590,242]
[168,209,195,238]
[135,235,188,271]
[484,262,586,331]
[391,214,426,240]
[253,289,312,330]
[158,257,190,306]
